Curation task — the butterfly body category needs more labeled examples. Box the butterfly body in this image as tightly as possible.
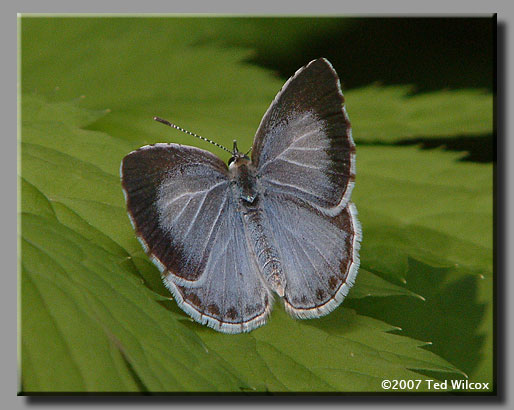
[121,58,361,333]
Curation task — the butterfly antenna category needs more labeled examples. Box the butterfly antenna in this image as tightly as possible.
[245,147,252,156]
[154,116,232,154]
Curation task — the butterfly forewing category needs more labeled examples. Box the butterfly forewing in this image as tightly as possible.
[252,58,355,215]
[121,144,230,282]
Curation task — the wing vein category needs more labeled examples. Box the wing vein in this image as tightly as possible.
[162,180,227,209]
[182,182,227,238]
[257,128,322,173]
[275,157,326,172]
[170,195,194,225]
[262,178,321,198]
[199,194,229,268]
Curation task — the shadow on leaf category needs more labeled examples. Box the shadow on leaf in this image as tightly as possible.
[347,257,487,378]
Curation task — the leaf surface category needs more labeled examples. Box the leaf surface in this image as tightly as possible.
[20,17,493,392]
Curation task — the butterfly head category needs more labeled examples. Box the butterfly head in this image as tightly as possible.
[228,140,251,169]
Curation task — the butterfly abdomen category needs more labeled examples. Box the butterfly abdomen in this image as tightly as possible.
[242,207,285,297]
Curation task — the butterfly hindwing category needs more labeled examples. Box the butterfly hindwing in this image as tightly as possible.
[167,200,273,333]
[261,192,361,318]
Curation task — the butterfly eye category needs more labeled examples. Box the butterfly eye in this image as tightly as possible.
[228,157,236,166]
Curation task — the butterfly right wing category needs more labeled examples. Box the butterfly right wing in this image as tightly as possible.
[260,192,361,319]
[251,58,355,216]
[121,144,272,333]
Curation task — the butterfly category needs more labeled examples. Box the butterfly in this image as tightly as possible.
[121,58,361,334]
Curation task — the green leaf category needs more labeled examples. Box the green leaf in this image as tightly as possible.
[20,17,281,164]
[21,212,252,392]
[346,85,493,142]
[195,304,462,392]
[349,269,424,300]
[354,146,493,279]
[22,93,109,128]
[348,258,493,392]
[21,229,139,392]
[351,146,493,388]
[201,17,357,67]
[21,17,492,149]
[20,17,492,392]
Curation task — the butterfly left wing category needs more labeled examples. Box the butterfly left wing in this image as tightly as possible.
[121,144,272,333]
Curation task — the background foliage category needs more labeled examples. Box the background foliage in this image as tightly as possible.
[20,17,494,393]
